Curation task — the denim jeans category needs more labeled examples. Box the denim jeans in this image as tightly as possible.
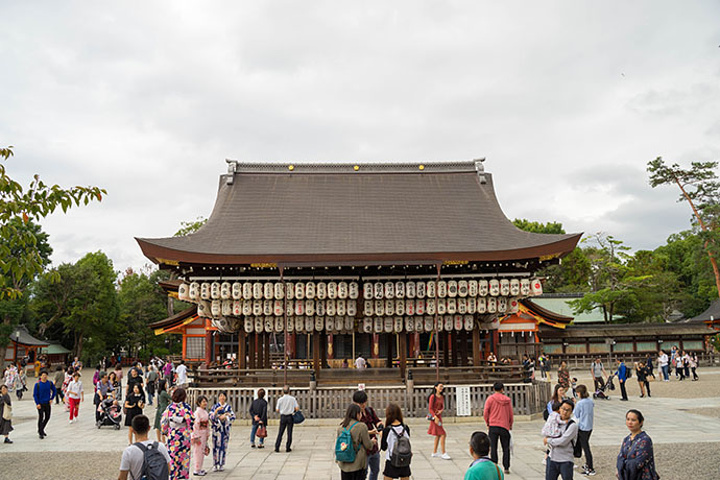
[546,459,574,480]
[661,365,669,381]
[250,422,265,445]
[365,451,380,480]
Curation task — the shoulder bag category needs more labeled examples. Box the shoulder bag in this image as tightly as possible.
[2,404,11,420]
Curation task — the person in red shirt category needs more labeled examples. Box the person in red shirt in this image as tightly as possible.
[483,382,514,475]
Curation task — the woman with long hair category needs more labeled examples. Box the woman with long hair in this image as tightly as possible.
[210,391,236,471]
[336,403,375,480]
[154,379,171,442]
[162,387,195,480]
[428,382,450,459]
[617,410,659,480]
[124,383,145,445]
[380,403,411,480]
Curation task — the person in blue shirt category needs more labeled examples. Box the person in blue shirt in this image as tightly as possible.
[615,360,628,401]
[33,370,57,439]
[574,385,596,476]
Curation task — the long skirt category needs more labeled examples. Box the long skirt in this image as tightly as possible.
[167,428,192,480]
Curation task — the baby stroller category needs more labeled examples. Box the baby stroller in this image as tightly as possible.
[593,373,616,400]
[96,397,122,429]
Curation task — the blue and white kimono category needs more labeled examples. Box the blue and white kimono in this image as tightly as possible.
[210,401,236,469]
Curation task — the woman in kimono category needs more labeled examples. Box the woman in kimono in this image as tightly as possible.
[0,385,13,443]
[192,395,210,476]
[617,409,659,480]
[161,387,195,480]
[210,391,236,471]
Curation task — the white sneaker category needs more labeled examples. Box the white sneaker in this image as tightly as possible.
[69,420,73,424]
[431,453,441,458]
[441,453,452,460]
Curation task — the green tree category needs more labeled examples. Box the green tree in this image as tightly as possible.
[648,157,720,300]
[0,145,105,362]
[174,216,207,237]
[512,218,566,234]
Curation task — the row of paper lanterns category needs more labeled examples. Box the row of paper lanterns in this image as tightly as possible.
[179,278,542,303]
[195,296,520,319]
[229,315,478,334]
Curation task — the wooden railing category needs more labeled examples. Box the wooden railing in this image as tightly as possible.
[187,381,550,419]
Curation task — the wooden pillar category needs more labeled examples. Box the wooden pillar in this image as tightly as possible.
[443,333,450,367]
[399,333,408,379]
[460,331,469,366]
[327,334,335,360]
[238,330,246,369]
[413,333,421,358]
[385,334,393,368]
[204,324,213,368]
[263,334,270,368]
[313,331,321,371]
[472,328,481,366]
[320,332,328,369]
[372,334,380,359]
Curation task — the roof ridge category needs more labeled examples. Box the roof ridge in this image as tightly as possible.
[224,158,486,175]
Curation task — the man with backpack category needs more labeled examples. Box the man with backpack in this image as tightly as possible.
[118,414,171,480]
[353,390,383,480]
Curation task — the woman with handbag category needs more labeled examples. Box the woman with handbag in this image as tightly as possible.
[616,409,659,480]
[249,388,268,449]
[192,395,211,476]
[210,391,236,472]
[0,385,13,443]
[427,383,450,460]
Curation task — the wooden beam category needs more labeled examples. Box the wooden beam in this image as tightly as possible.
[248,333,256,369]
[238,330,246,369]
[399,333,407,379]
[313,331,321,371]
[263,333,270,368]
[472,328,481,366]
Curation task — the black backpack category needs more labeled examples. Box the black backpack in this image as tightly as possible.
[133,442,169,480]
[389,425,412,468]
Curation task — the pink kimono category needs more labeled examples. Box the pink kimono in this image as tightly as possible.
[191,407,210,474]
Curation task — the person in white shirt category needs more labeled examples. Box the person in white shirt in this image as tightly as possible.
[66,372,84,424]
[274,385,299,453]
[657,350,669,382]
[118,414,171,480]
[175,361,188,387]
[355,355,367,371]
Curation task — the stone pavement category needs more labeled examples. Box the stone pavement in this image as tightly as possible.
[4,370,720,479]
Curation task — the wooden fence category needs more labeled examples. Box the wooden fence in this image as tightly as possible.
[187,381,551,420]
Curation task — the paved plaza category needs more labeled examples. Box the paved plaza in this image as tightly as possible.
[2,369,720,480]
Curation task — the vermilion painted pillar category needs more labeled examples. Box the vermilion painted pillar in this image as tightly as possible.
[204,320,213,367]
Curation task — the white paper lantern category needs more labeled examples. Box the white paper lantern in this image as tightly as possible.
[222,300,233,316]
[286,300,294,317]
[416,281,426,299]
[405,299,415,316]
[406,281,416,299]
[436,281,446,298]
[253,300,263,316]
[414,317,424,333]
[487,297,497,313]
[201,282,211,300]
[510,279,520,296]
[316,282,327,300]
[394,282,405,298]
[264,282,274,300]
[264,316,274,333]
[325,317,334,332]
[251,282,262,300]
[426,298,436,315]
[275,317,284,333]
[198,301,211,318]
[316,300,326,316]
[286,283,295,300]
[316,316,325,332]
[211,300,221,317]
[338,281,348,299]
[295,300,305,316]
[425,281,436,299]
[458,298,467,315]
[383,317,393,333]
[327,299,336,316]
[508,297,520,314]
[374,300,384,316]
[263,300,273,316]
[363,283,373,300]
[305,317,314,333]
[178,283,190,302]
[520,279,530,296]
[254,317,264,333]
[498,297,508,313]
[383,282,394,299]
[467,297,477,314]
[347,300,357,317]
[531,279,543,296]
[454,315,463,331]
[363,317,373,333]
[242,300,252,316]
[395,299,405,316]
[447,280,458,298]
[344,316,354,332]
[294,282,305,300]
[447,298,457,314]
[244,317,254,333]
[416,299,425,315]
[349,282,359,300]
[500,279,510,296]
[337,299,346,316]
[328,281,338,299]
[426,316,436,332]
[232,282,243,300]
[242,283,253,300]
[211,282,221,300]
[437,298,447,315]
[287,318,294,332]
[295,317,305,333]
[335,317,344,332]
[477,297,487,314]
[464,315,474,331]
[373,282,384,300]
[405,317,414,332]
[305,300,315,316]
[274,282,284,300]
[444,316,454,331]
[478,280,489,296]
[468,280,478,297]
[374,317,383,333]
[233,300,243,316]
[458,280,468,297]
[364,300,374,316]
[489,279,500,296]
[274,300,284,316]
[384,299,394,316]
[189,282,200,301]
[305,282,316,299]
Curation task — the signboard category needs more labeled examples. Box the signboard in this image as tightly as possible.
[456,386,471,416]
[357,383,366,391]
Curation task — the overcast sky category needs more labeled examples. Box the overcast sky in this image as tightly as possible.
[2,2,719,272]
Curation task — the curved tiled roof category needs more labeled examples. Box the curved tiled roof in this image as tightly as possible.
[137,160,581,266]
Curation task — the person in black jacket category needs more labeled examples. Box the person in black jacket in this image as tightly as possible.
[249,388,268,448]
